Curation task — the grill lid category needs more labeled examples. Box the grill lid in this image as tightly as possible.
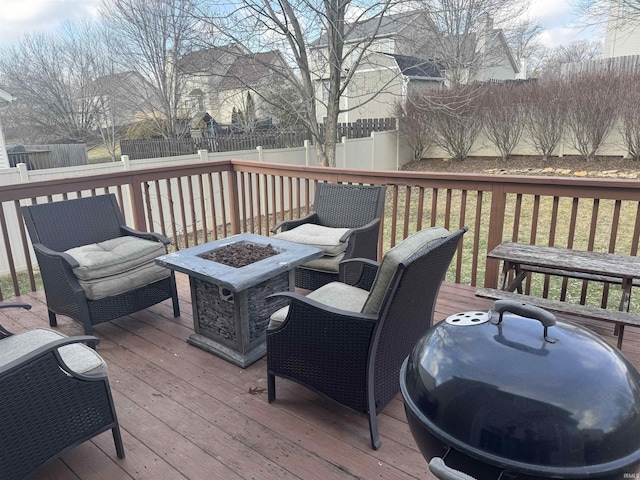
[401,300,640,478]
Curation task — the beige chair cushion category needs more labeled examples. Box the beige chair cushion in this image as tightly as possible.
[67,236,165,281]
[77,261,170,300]
[301,253,344,273]
[362,227,450,315]
[65,236,169,300]
[0,328,107,376]
[275,224,350,256]
[269,282,369,329]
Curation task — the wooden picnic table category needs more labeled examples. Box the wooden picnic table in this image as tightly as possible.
[476,242,640,348]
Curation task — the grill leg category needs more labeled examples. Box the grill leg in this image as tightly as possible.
[48,310,57,327]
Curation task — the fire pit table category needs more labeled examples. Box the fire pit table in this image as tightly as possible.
[155,233,323,367]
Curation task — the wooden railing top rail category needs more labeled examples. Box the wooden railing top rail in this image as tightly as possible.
[3,158,640,202]
[229,160,640,199]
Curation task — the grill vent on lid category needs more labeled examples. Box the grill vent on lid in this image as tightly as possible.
[444,311,491,326]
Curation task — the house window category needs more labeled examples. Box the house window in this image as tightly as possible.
[321,81,329,102]
[187,89,205,111]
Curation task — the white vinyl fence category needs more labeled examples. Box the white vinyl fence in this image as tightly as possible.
[0,131,406,278]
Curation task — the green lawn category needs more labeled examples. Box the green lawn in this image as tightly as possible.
[87,144,121,164]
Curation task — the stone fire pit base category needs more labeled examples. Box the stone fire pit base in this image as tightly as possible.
[155,233,324,368]
[187,272,289,368]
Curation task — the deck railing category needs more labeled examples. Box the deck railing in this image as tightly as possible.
[1,159,639,313]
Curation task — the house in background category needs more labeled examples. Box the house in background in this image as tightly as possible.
[179,45,289,128]
[604,0,640,58]
[0,88,16,168]
[90,71,163,131]
[310,10,518,122]
[562,0,640,75]
[341,53,443,120]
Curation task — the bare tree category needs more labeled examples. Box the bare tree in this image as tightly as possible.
[479,83,526,161]
[0,22,105,145]
[193,0,400,166]
[570,0,640,28]
[504,18,543,76]
[406,0,529,86]
[429,86,483,160]
[619,73,640,160]
[521,79,567,160]
[564,72,621,160]
[536,39,603,77]
[99,0,205,139]
[394,93,437,161]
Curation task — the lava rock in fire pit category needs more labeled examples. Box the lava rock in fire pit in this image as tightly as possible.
[200,243,277,268]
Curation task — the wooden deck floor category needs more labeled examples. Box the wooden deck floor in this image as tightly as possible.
[5,277,640,480]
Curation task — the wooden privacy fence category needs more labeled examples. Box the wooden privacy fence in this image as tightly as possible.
[1,159,640,316]
[121,118,397,159]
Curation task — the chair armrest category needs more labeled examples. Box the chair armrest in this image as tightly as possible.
[338,218,380,242]
[0,335,102,379]
[32,243,80,268]
[270,213,317,233]
[341,218,381,262]
[0,302,31,310]
[267,291,377,330]
[339,258,380,290]
[121,226,170,245]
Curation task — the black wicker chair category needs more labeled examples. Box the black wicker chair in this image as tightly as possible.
[0,302,124,480]
[266,227,467,449]
[270,183,386,290]
[22,194,180,336]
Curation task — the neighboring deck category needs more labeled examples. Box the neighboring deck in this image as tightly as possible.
[5,278,640,480]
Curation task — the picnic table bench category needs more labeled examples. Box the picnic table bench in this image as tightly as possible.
[476,242,640,348]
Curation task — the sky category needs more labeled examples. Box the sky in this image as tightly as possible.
[0,0,600,49]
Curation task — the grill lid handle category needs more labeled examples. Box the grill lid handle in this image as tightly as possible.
[493,299,557,343]
[428,457,477,480]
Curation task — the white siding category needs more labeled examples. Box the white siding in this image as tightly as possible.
[0,118,9,169]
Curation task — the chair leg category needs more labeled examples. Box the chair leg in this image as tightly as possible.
[267,373,276,403]
[368,411,381,450]
[48,310,57,327]
[112,425,125,459]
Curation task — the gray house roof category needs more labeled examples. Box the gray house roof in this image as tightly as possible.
[311,10,429,46]
[384,53,442,78]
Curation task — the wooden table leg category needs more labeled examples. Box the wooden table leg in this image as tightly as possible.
[616,278,633,337]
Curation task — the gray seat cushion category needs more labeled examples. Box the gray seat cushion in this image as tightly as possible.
[67,236,166,280]
[300,253,344,273]
[65,236,170,300]
[77,261,170,300]
[269,282,369,328]
[275,224,350,256]
[362,227,450,315]
[0,329,107,376]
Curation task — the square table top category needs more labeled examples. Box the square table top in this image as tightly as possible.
[155,233,324,292]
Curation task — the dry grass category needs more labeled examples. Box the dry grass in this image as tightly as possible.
[381,187,640,314]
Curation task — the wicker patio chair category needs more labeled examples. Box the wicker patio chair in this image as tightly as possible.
[22,194,180,336]
[270,182,386,290]
[266,226,467,449]
[0,301,124,480]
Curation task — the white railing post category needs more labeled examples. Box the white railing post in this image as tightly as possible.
[198,149,208,162]
[17,163,29,182]
[121,154,131,170]
[371,131,377,170]
[304,140,310,166]
[256,145,264,162]
[342,136,347,168]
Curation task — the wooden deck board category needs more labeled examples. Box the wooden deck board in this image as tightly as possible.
[3,279,639,480]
